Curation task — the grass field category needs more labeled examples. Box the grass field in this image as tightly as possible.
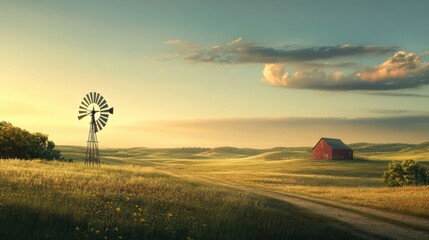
[58,143,429,219]
[1,143,429,239]
[0,159,359,240]
[160,158,429,218]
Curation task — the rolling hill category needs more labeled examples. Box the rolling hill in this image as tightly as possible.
[58,142,429,163]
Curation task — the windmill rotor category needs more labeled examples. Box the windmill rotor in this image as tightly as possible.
[78,92,114,132]
[78,92,114,166]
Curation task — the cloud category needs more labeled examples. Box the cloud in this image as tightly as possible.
[365,92,429,98]
[357,51,428,81]
[165,39,201,51]
[165,38,429,91]
[367,109,418,115]
[118,115,429,148]
[166,38,397,64]
[263,51,429,90]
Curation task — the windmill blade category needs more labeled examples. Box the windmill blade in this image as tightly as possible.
[99,101,108,110]
[96,121,103,132]
[79,105,88,111]
[78,112,90,120]
[97,119,107,129]
[94,92,100,105]
[83,94,91,106]
[85,93,92,104]
[90,92,95,103]
[100,107,114,114]
[93,92,98,105]
[99,114,108,123]
[99,99,107,109]
[99,116,108,125]
[101,113,109,119]
[79,110,89,114]
[81,100,89,108]
[98,119,107,127]
[86,93,91,104]
[97,95,105,105]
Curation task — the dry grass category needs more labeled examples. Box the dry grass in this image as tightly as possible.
[151,158,429,218]
[0,159,357,240]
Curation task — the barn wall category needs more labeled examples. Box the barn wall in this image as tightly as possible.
[332,150,353,160]
[312,139,332,160]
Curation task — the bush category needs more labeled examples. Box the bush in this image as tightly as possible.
[0,121,63,160]
[383,160,429,187]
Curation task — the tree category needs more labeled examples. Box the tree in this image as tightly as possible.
[0,121,63,160]
[383,160,429,187]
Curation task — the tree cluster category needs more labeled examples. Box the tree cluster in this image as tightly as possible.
[383,159,429,187]
[0,121,63,160]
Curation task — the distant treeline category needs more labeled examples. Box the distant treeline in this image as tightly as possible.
[0,121,63,160]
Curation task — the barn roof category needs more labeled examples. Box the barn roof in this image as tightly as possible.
[314,138,352,150]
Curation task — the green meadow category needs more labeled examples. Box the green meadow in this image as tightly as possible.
[1,143,429,239]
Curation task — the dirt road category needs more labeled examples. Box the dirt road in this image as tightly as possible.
[165,171,429,240]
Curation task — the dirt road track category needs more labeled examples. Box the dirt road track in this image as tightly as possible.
[165,171,429,240]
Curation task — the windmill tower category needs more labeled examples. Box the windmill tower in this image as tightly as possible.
[78,92,114,166]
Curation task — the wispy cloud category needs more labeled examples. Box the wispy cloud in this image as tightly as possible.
[166,38,397,64]
[367,109,421,115]
[365,92,429,98]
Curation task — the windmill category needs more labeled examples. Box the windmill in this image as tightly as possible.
[78,92,114,166]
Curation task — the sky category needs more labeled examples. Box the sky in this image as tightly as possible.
[2,0,429,148]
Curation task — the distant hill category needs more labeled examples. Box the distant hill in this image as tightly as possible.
[349,143,416,152]
[351,142,429,161]
[57,145,312,163]
[57,142,429,163]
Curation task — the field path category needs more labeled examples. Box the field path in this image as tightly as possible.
[164,171,429,240]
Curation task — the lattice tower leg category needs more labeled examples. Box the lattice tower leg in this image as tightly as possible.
[85,121,100,166]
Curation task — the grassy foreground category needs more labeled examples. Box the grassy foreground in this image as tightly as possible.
[0,160,358,240]
[166,158,429,218]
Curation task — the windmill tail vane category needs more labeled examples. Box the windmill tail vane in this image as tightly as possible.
[78,92,114,166]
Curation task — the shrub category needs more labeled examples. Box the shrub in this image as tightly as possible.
[383,160,429,187]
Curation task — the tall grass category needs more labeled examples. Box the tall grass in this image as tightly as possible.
[0,160,358,240]
[151,158,429,218]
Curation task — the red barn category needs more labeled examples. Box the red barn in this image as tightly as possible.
[312,138,353,160]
